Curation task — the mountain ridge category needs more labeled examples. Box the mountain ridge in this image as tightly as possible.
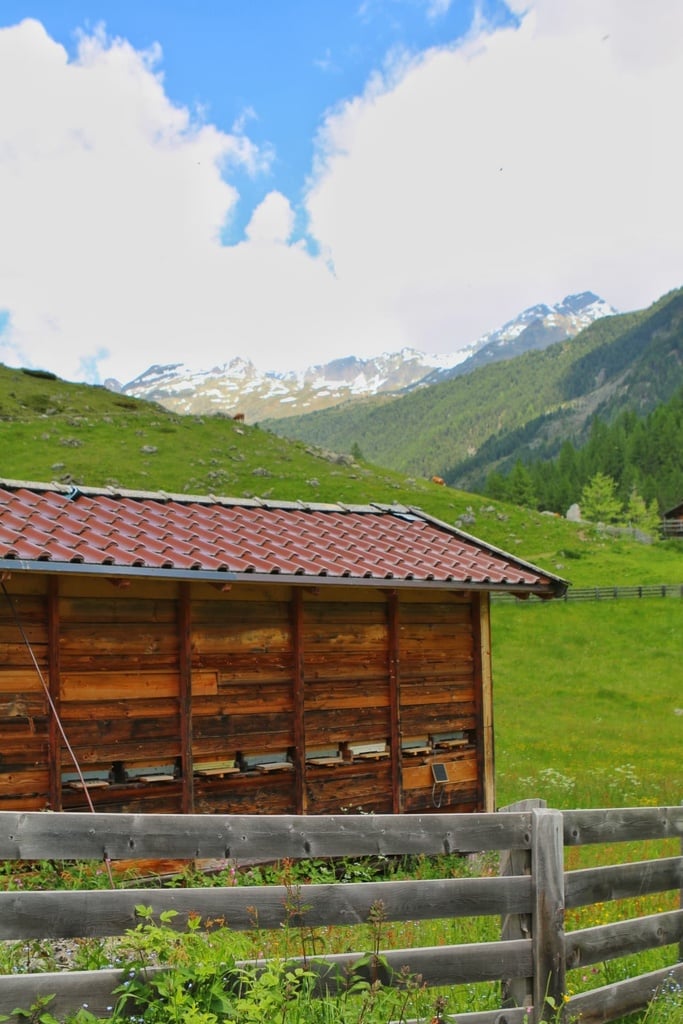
[263,287,683,493]
[111,291,616,421]
[415,291,616,386]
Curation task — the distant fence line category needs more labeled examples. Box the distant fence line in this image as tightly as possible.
[494,583,683,603]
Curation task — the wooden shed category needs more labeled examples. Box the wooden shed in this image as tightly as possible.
[661,501,683,537]
[0,480,567,817]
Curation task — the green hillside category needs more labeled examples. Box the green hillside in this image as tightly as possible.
[263,288,683,490]
[2,361,683,588]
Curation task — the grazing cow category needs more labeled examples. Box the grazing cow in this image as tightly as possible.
[431,475,445,486]
[232,412,245,422]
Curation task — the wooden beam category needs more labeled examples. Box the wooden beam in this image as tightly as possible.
[386,591,403,813]
[500,797,548,1009]
[291,590,306,814]
[47,577,61,811]
[0,809,537,860]
[531,808,565,1020]
[472,593,495,812]
[178,583,194,814]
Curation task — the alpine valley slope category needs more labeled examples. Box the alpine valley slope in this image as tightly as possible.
[264,287,683,487]
[3,360,683,589]
[111,291,615,421]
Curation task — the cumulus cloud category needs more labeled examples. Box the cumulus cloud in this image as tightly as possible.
[245,192,295,245]
[0,19,329,382]
[307,0,683,349]
[0,4,682,384]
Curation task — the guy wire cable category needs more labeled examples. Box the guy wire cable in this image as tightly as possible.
[1,580,116,887]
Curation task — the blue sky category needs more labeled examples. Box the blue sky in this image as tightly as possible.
[0,1,682,384]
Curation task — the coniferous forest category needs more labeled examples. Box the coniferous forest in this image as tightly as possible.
[485,385,683,517]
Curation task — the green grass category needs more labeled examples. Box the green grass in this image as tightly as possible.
[492,599,683,809]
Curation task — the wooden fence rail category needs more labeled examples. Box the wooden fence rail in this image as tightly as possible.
[0,806,681,1024]
[494,583,683,602]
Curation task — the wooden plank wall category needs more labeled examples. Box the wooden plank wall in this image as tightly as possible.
[58,579,183,813]
[399,598,479,812]
[0,576,485,815]
[191,590,296,815]
[303,597,392,814]
[0,578,50,809]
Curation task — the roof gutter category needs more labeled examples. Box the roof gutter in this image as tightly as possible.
[0,558,567,598]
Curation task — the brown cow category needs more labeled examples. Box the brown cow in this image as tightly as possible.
[431,475,445,486]
[232,412,245,422]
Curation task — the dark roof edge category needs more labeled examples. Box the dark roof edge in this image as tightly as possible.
[0,557,557,594]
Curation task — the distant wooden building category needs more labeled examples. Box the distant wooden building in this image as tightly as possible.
[0,480,567,816]
[661,501,683,537]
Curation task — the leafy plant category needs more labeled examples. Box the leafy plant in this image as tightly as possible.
[0,994,60,1024]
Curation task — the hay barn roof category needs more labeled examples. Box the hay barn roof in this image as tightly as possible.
[0,479,567,596]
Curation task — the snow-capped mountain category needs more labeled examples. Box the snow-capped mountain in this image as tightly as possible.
[416,292,617,386]
[111,292,616,420]
[110,349,465,421]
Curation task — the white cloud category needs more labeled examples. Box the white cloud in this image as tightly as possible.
[0,19,300,382]
[0,4,682,385]
[307,0,683,348]
[245,192,295,245]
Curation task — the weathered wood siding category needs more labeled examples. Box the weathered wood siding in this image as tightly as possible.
[58,579,183,813]
[0,575,488,815]
[0,579,50,809]
[191,590,296,814]
[303,595,392,814]
[399,597,479,812]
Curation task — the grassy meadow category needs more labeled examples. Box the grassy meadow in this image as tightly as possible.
[492,598,683,810]
[1,366,682,1021]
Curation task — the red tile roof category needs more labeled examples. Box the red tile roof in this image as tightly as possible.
[0,480,567,596]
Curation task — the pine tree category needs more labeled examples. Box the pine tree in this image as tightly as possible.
[580,473,623,524]
[506,460,538,508]
[625,489,660,536]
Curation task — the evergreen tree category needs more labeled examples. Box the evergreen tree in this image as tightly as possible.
[580,473,623,523]
[485,470,508,501]
[625,489,660,536]
[506,460,538,508]
[555,441,582,510]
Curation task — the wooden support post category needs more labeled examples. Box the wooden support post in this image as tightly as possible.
[178,583,194,814]
[500,798,547,1009]
[47,577,62,811]
[386,591,403,813]
[292,589,307,814]
[472,593,495,812]
[531,807,565,1022]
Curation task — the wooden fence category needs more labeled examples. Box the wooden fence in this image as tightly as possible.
[0,805,681,1023]
[494,583,683,603]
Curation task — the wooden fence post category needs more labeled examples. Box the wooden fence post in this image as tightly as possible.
[531,807,565,1022]
[500,798,547,1009]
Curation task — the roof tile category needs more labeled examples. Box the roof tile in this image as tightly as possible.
[0,480,567,595]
